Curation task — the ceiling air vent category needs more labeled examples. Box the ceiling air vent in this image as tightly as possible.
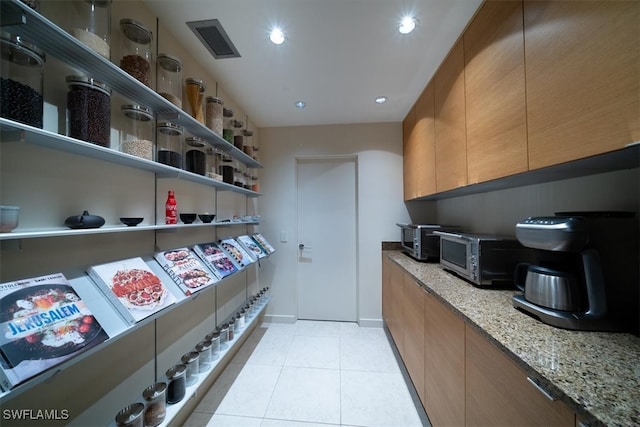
[187,19,241,59]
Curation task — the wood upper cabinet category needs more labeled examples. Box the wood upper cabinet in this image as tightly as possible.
[403,273,426,406]
[434,39,468,193]
[464,0,528,184]
[465,326,575,426]
[524,1,640,170]
[424,291,465,427]
[402,105,418,201]
[413,83,437,198]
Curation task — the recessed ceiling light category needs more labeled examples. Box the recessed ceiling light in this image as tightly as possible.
[399,16,417,35]
[269,27,285,45]
[375,96,388,104]
[294,101,306,109]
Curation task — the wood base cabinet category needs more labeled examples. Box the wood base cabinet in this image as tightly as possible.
[465,326,575,427]
[403,273,426,405]
[382,255,405,355]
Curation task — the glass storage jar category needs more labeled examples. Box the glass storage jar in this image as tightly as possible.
[232,119,244,150]
[205,331,220,359]
[1,32,45,128]
[156,53,182,108]
[185,136,206,176]
[185,78,205,123]
[222,107,234,144]
[67,0,111,59]
[120,18,152,87]
[206,147,221,179]
[205,96,224,136]
[195,340,213,373]
[120,105,154,160]
[142,382,166,427]
[115,403,144,427]
[66,75,111,147]
[218,323,229,348]
[165,364,186,404]
[156,121,183,169]
[181,351,200,386]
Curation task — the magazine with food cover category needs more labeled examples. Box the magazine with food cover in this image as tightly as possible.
[154,247,218,296]
[236,235,267,260]
[87,257,177,325]
[0,272,109,391]
[252,233,276,254]
[192,242,239,278]
[218,237,256,269]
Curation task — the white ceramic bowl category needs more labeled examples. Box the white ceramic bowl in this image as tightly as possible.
[0,206,20,232]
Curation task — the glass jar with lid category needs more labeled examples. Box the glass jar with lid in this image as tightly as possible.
[156,121,183,169]
[156,53,182,108]
[120,105,154,160]
[195,340,213,373]
[232,119,244,150]
[66,75,111,147]
[1,32,45,128]
[115,403,144,427]
[66,0,111,59]
[165,364,186,404]
[185,136,206,176]
[142,382,166,427]
[205,96,224,136]
[222,107,234,145]
[120,18,152,87]
[206,147,221,179]
[185,78,206,123]
[180,351,199,386]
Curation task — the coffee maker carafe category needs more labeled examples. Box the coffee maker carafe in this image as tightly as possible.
[512,212,639,334]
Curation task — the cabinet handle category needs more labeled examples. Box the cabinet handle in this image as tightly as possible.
[527,377,556,401]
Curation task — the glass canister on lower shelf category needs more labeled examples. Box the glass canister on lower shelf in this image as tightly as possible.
[115,403,144,427]
[66,75,111,147]
[120,18,153,87]
[165,364,186,404]
[185,136,207,176]
[156,53,182,108]
[120,105,154,160]
[205,331,221,359]
[195,340,213,373]
[142,382,167,427]
[181,351,199,386]
[156,121,183,169]
[65,0,111,59]
[1,32,45,128]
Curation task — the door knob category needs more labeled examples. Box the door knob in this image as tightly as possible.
[299,243,305,250]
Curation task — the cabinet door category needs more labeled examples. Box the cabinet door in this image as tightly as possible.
[403,273,426,405]
[434,39,468,193]
[464,0,528,184]
[385,259,405,355]
[413,82,437,198]
[402,105,417,201]
[466,326,575,426]
[382,255,391,325]
[424,291,465,426]
[524,1,640,170]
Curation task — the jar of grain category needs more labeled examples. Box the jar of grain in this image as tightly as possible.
[66,0,111,59]
[115,403,144,427]
[205,96,224,136]
[120,105,154,160]
[66,75,111,147]
[185,78,206,123]
[156,121,183,169]
[185,136,206,176]
[120,18,152,87]
[157,53,182,108]
[142,382,166,427]
[1,32,45,128]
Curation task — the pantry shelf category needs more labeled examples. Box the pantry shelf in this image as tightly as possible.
[0,0,262,169]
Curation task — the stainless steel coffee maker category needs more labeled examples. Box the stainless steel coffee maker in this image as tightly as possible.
[512,212,639,334]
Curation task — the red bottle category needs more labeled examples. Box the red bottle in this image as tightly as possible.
[165,190,177,224]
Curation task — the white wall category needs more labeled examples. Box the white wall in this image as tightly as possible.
[258,123,411,325]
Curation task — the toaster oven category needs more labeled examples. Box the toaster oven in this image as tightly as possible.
[396,223,458,261]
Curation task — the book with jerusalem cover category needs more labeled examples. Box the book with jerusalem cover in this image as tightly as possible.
[218,237,256,269]
[0,272,109,391]
[252,233,276,254]
[192,242,239,279]
[154,247,218,296]
[236,235,267,260]
[87,257,176,325]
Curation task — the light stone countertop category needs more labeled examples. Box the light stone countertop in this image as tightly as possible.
[385,250,640,427]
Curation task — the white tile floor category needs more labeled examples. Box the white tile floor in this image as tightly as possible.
[184,320,429,427]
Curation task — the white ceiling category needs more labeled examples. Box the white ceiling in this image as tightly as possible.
[143,0,483,129]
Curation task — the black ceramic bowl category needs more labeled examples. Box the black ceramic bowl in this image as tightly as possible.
[198,214,216,223]
[180,213,197,224]
[120,217,143,227]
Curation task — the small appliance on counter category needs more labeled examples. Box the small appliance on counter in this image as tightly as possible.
[512,211,639,334]
[396,223,459,261]
[434,231,534,287]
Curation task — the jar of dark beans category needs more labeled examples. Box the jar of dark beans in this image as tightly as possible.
[142,382,166,427]
[181,351,200,386]
[156,53,182,108]
[66,0,111,59]
[165,364,186,404]
[156,121,183,169]
[232,119,244,150]
[115,403,144,427]
[66,75,111,147]
[185,136,206,175]
[120,105,154,160]
[120,18,152,87]
[195,340,213,373]
[1,32,45,128]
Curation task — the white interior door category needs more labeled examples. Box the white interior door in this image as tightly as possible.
[296,157,357,321]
